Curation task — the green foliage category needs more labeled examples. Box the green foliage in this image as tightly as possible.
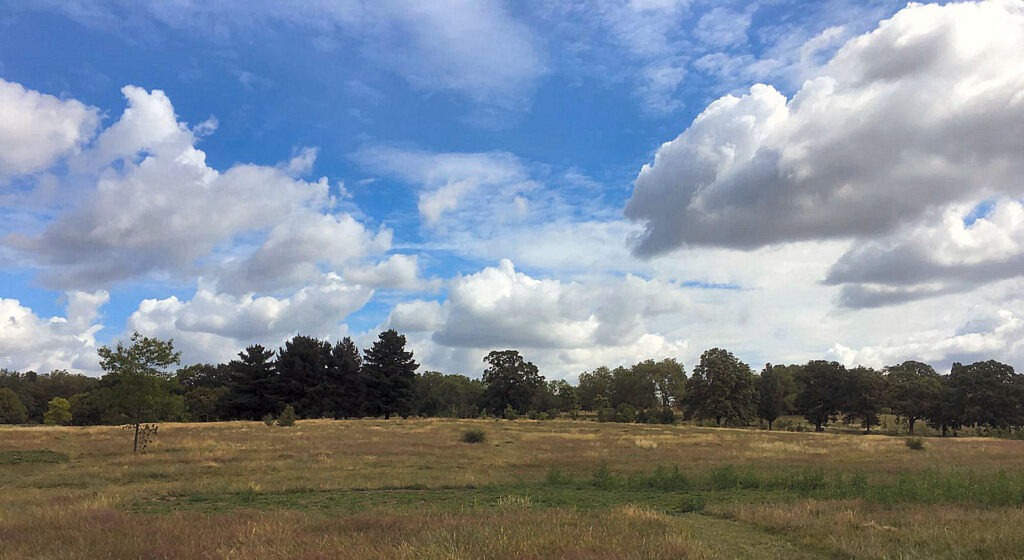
[678,494,705,513]
[460,428,486,443]
[632,358,687,408]
[0,449,69,464]
[0,369,100,423]
[363,330,419,419]
[844,366,886,432]
[98,332,181,378]
[275,335,333,419]
[886,360,942,435]
[262,413,276,426]
[276,404,298,427]
[224,345,278,421]
[184,386,229,422]
[96,332,183,425]
[614,403,638,423]
[945,360,1022,430]
[413,371,484,418]
[328,337,366,418]
[905,437,926,450]
[0,387,28,424]
[481,350,542,416]
[577,367,613,411]
[757,364,788,429]
[684,348,757,426]
[503,404,518,420]
[609,366,657,409]
[43,397,72,425]
[795,360,847,431]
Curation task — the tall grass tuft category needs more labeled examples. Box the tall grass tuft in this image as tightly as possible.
[905,437,926,450]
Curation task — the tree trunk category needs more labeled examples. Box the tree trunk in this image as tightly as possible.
[767,420,773,431]
[908,417,916,435]
[815,420,823,432]
[133,422,140,453]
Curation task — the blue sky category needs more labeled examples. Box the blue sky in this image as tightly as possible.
[2,0,1023,379]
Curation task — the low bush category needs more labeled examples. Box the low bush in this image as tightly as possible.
[276,405,298,427]
[461,428,486,443]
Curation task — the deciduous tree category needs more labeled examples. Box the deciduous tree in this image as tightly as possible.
[885,360,942,435]
[96,332,183,452]
[757,364,787,430]
[684,348,757,426]
[794,360,847,432]
[481,350,542,415]
[43,397,72,425]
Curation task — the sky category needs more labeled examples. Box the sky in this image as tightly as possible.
[1,0,1023,380]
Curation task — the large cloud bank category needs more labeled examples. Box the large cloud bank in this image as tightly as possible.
[626,1,1024,307]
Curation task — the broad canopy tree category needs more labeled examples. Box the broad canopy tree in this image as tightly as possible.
[844,366,886,433]
[885,360,942,435]
[794,360,847,432]
[684,348,757,426]
[481,350,543,415]
[945,360,1022,429]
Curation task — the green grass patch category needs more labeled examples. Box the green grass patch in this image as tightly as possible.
[0,449,69,464]
[131,464,1024,518]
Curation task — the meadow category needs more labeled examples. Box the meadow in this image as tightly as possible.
[3,418,1024,559]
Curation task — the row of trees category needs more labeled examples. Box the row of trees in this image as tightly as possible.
[2,334,1024,436]
[646,349,1024,435]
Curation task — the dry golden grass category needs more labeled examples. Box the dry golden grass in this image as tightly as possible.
[3,418,1024,559]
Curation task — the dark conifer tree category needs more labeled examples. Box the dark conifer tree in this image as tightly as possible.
[276,335,332,418]
[324,337,365,418]
[224,345,277,420]
[362,330,419,419]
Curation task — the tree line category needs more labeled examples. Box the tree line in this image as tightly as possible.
[2,333,1023,437]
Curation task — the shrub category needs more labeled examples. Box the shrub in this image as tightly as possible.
[678,494,705,513]
[905,437,926,450]
[615,404,638,423]
[276,405,298,427]
[503,404,518,420]
[461,428,486,443]
[43,397,72,426]
[262,413,276,426]
[545,468,571,485]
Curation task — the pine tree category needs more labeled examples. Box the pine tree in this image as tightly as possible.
[363,330,419,419]
[324,337,365,418]
[224,345,277,420]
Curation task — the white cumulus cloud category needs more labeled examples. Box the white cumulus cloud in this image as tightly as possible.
[0,78,99,181]
[627,1,1024,254]
[0,291,107,373]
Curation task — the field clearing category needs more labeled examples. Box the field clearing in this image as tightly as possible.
[3,419,1024,559]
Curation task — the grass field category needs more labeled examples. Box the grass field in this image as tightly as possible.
[3,418,1024,559]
